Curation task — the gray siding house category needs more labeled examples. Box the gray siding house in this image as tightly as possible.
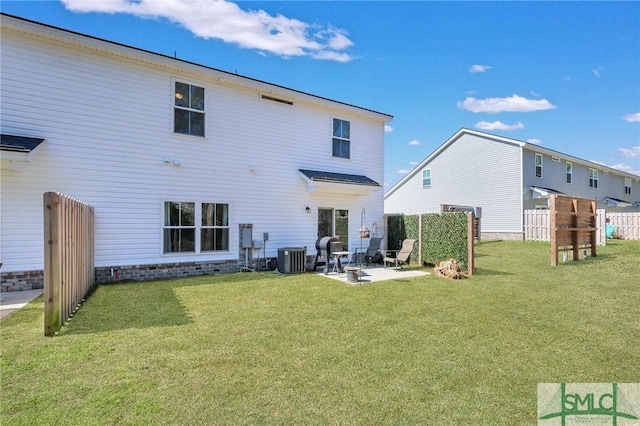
[384,128,640,240]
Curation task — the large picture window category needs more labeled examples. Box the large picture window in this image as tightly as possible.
[332,118,350,159]
[163,201,229,253]
[174,81,205,137]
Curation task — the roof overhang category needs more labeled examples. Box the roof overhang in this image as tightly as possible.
[530,186,564,199]
[299,169,381,196]
[604,197,632,207]
[1,134,45,172]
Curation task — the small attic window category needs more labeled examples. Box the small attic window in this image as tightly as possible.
[261,95,293,105]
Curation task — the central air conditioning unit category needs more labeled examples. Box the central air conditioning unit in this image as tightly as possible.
[277,247,306,274]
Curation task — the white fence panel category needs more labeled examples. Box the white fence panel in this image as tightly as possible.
[607,212,640,240]
[524,210,550,241]
[524,209,610,245]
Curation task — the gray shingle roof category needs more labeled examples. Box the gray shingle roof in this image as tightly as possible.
[299,169,381,187]
[1,134,45,152]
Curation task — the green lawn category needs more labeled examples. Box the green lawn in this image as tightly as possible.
[1,240,639,425]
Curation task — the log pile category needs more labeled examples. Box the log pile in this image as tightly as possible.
[434,258,465,280]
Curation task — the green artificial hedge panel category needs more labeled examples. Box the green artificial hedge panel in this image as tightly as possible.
[421,212,469,271]
[386,214,420,264]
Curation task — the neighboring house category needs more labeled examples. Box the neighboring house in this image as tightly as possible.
[0,13,392,289]
[384,128,640,240]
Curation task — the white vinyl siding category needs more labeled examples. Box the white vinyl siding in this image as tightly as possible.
[0,18,390,273]
[385,132,523,234]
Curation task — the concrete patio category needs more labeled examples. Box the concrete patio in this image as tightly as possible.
[317,265,430,284]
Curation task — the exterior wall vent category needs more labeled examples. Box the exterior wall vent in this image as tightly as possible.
[552,157,561,162]
[261,95,293,105]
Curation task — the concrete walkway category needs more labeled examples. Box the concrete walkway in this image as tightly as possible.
[0,289,43,320]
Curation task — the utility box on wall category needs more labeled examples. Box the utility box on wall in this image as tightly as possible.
[240,226,253,249]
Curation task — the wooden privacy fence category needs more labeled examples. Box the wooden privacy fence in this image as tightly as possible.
[550,195,597,266]
[44,192,95,336]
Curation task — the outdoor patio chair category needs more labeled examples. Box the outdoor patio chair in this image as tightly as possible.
[354,237,383,266]
[383,239,416,270]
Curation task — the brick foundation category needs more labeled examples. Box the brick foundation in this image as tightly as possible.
[0,254,324,291]
[0,270,44,292]
[480,232,524,241]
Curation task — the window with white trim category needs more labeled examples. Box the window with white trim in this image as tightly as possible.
[422,169,432,187]
[332,118,350,159]
[163,201,229,253]
[174,81,205,137]
[625,178,632,195]
[535,153,543,178]
[566,161,572,184]
[589,168,598,189]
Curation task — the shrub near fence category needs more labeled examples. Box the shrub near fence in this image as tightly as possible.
[43,192,95,336]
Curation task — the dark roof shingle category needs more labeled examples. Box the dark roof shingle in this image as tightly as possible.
[1,134,45,153]
[299,169,381,187]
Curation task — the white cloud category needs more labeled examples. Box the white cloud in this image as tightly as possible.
[61,0,354,62]
[527,138,543,145]
[457,94,556,114]
[475,121,524,131]
[384,125,394,132]
[592,68,602,77]
[608,163,640,177]
[619,146,640,159]
[409,161,419,166]
[469,64,491,73]
[408,140,421,146]
[397,169,410,174]
[622,113,640,123]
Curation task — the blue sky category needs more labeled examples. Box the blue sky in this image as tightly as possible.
[2,0,639,187]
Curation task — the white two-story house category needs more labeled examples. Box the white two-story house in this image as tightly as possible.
[0,13,392,289]
[384,128,639,240]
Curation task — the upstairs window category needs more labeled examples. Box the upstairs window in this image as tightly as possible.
[422,169,432,187]
[566,162,572,184]
[535,153,543,178]
[174,81,205,137]
[589,168,598,189]
[625,178,632,195]
[332,118,350,159]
